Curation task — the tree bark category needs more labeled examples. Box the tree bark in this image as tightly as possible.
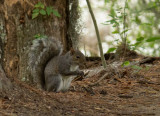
[0,0,70,90]
[0,64,12,92]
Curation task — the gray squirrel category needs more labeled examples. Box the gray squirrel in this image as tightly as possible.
[28,37,85,92]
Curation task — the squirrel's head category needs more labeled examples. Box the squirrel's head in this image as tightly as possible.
[70,48,86,67]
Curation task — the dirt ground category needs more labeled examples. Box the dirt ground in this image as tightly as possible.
[1,57,160,116]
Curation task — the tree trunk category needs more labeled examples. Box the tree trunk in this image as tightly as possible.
[0,0,70,90]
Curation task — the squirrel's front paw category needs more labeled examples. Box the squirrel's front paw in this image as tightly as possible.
[78,71,84,76]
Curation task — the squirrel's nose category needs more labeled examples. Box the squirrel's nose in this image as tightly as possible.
[83,62,87,68]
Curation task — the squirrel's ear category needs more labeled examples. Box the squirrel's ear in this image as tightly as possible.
[70,47,75,55]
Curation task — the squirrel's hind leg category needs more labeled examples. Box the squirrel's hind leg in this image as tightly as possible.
[45,75,62,92]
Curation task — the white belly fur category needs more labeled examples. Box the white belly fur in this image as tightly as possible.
[56,65,79,92]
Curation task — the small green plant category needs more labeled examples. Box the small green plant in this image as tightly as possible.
[130,37,145,50]
[103,0,160,56]
[122,61,142,72]
[34,34,48,39]
[107,47,116,53]
[121,61,130,67]
[32,2,61,19]
[103,0,129,54]
[131,65,142,71]
[103,6,129,43]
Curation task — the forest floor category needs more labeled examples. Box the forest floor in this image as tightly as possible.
[1,54,160,116]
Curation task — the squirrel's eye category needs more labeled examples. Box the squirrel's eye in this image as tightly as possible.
[76,56,80,59]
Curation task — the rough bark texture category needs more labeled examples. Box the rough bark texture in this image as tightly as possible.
[0,64,12,92]
[0,0,69,87]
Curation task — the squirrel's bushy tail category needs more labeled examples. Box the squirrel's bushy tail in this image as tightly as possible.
[28,37,62,89]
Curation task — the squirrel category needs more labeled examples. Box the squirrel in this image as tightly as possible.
[28,37,85,92]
